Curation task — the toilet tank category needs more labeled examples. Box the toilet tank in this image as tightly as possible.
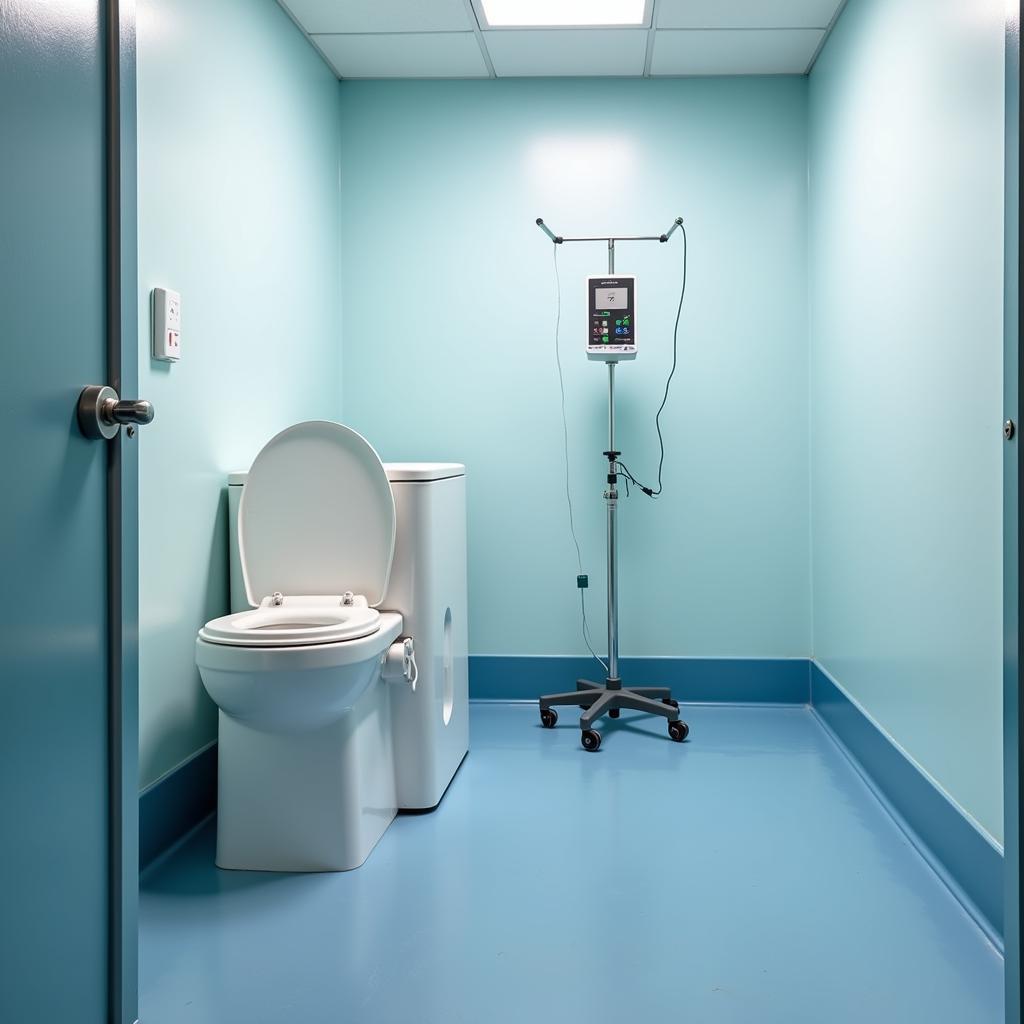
[226,461,469,811]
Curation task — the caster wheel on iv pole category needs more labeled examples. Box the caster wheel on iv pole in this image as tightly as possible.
[668,720,689,742]
[540,708,558,728]
[581,729,602,752]
[662,698,679,709]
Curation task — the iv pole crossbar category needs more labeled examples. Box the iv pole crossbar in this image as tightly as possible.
[534,215,690,751]
[535,217,683,245]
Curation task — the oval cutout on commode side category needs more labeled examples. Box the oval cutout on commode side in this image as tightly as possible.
[442,606,454,726]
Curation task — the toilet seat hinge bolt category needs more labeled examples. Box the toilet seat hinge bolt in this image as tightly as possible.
[272,592,284,606]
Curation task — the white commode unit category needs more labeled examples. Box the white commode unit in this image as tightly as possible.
[384,463,469,810]
[197,421,457,873]
[220,443,469,869]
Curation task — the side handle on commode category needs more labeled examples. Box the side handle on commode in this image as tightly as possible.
[381,637,418,691]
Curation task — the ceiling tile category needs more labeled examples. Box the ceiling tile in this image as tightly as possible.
[656,0,841,30]
[282,0,474,35]
[314,32,489,78]
[483,29,648,77]
[651,28,824,75]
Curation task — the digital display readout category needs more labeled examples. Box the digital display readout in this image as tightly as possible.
[597,288,628,309]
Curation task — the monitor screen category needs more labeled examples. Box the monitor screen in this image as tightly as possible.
[597,288,628,309]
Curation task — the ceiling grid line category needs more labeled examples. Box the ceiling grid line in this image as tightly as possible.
[643,0,659,77]
[312,30,481,37]
[276,0,351,78]
[282,0,845,81]
[461,0,498,78]
[802,0,851,73]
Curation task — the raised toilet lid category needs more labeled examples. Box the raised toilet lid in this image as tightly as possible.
[239,421,396,608]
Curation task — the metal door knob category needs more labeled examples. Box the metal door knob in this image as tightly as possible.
[108,398,154,426]
[77,385,155,440]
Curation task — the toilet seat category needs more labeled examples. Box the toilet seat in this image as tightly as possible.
[199,597,380,647]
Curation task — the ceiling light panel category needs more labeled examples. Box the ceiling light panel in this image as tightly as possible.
[479,0,648,28]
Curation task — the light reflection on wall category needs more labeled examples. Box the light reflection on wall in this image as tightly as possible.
[525,135,637,203]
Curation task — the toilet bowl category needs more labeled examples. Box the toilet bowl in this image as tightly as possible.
[196,609,402,734]
[195,420,408,872]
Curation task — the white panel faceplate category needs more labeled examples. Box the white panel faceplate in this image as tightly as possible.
[152,287,181,362]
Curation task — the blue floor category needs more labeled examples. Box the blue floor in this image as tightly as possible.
[140,703,1003,1023]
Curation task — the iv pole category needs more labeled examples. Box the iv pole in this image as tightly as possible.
[535,216,690,752]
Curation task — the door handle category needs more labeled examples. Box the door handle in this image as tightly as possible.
[77,385,155,440]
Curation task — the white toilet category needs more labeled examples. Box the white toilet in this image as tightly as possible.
[195,420,468,872]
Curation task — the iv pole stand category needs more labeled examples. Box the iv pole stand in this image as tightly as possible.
[535,216,690,752]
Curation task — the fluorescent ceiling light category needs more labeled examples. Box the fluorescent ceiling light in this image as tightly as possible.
[480,0,646,28]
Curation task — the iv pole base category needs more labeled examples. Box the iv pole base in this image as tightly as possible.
[539,680,690,750]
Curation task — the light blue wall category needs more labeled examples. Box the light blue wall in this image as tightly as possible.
[135,1,1006,854]
[808,0,1005,841]
[137,0,342,790]
[338,78,811,659]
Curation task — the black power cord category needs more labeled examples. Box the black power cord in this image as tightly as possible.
[552,243,609,675]
[609,222,688,498]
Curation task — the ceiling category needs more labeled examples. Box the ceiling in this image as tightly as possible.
[278,0,848,79]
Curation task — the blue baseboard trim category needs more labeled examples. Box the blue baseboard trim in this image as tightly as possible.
[139,742,217,871]
[469,655,811,703]
[810,661,1003,945]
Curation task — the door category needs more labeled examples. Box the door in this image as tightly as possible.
[0,2,140,1022]
[1008,5,1022,1024]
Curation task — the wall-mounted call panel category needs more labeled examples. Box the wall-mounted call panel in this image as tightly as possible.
[152,287,181,362]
